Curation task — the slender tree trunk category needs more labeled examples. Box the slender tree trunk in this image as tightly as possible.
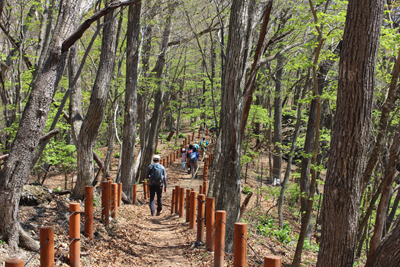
[385,187,400,233]
[272,55,283,185]
[120,1,141,200]
[137,2,177,183]
[316,0,384,265]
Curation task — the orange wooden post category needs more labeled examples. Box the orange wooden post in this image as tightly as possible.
[170,153,173,163]
[189,191,197,229]
[215,211,226,267]
[203,181,208,197]
[234,223,247,267]
[179,187,185,218]
[117,182,122,207]
[206,126,209,135]
[175,185,180,215]
[69,203,80,267]
[132,184,137,204]
[186,189,191,222]
[206,197,215,251]
[197,194,205,243]
[146,183,150,199]
[173,152,176,162]
[101,181,110,225]
[108,180,112,206]
[84,186,93,239]
[5,259,24,267]
[185,138,187,146]
[199,185,203,195]
[171,189,176,214]
[111,183,118,218]
[192,132,194,140]
[40,226,54,267]
[198,129,201,138]
[188,135,191,144]
[264,256,282,267]
[143,181,147,200]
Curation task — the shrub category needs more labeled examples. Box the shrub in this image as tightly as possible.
[178,133,186,138]
[114,152,120,158]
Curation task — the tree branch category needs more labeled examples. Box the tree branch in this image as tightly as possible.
[62,0,141,53]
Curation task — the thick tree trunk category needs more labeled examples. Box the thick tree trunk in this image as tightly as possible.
[212,0,254,251]
[120,1,141,200]
[0,0,81,250]
[72,7,118,199]
[316,0,384,266]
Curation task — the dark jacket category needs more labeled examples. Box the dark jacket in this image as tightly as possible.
[145,162,167,188]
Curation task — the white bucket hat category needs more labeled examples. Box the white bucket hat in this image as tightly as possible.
[153,155,161,161]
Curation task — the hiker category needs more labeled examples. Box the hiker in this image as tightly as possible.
[186,145,194,174]
[145,155,167,216]
[180,148,186,171]
[200,137,209,156]
[194,141,200,150]
[209,126,216,143]
[189,147,199,179]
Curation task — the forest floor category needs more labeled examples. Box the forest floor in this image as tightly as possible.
[0,129,319,266]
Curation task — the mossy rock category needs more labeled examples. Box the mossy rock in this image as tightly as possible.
[20,185,52,206]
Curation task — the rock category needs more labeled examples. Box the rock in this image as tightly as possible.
[20,185,52,206]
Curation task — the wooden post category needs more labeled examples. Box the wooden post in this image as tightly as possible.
[179,187,185,218]
[206,126,209,135]
[198,129,201,138]
[132,184,137,204]
[192,132,194,140]
[163,158,166,166]
[173,152,176,162]
[5,259,24,267]
[171,189,176,214]
[206,197,215,251]
[143,181,147,200]
[84,186,93,239]
[197,194,205,243]
[189,191,197,229]
[185,138,187,146]
[175,185,180,215]
[264,256,282,267]
[188,135,191,144]
[170,154,173,164]
[107,180,112,206]
[186,189,191,222]
[117,182,122,207]
[215,211,226,267]
[101,181,109,225]
[199,185,203,195]
[203,181,208,197]
[234,223,247,267]
[69,203,80,267]
[40,226,54,267]
[111,183,118,218]
[146,183,150,199]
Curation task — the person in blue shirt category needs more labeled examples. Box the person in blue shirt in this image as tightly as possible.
[188,147,199,179]
[194,141,200,150]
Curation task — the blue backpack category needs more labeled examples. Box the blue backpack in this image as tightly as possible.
[150,163,164,186]
[190,152,197,163]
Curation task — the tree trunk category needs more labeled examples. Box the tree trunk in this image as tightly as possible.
[212,0,255,251]
[120,1,141,200]
[272,55,283,185]
[0,0,81,250]
[316,0,384,266]
[72,6,118,199]
[137,2,176,183]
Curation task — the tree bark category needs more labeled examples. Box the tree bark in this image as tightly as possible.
[212,0,255,251]
[0,0,81,250]
[137,2,176,183]
[120,1,141,200]
[316,0,384,265]
[72,5,118,199]
[272,54,283,185]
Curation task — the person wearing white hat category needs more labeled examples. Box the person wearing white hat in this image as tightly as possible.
[180,148,187,171]
[145,155,167,216]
